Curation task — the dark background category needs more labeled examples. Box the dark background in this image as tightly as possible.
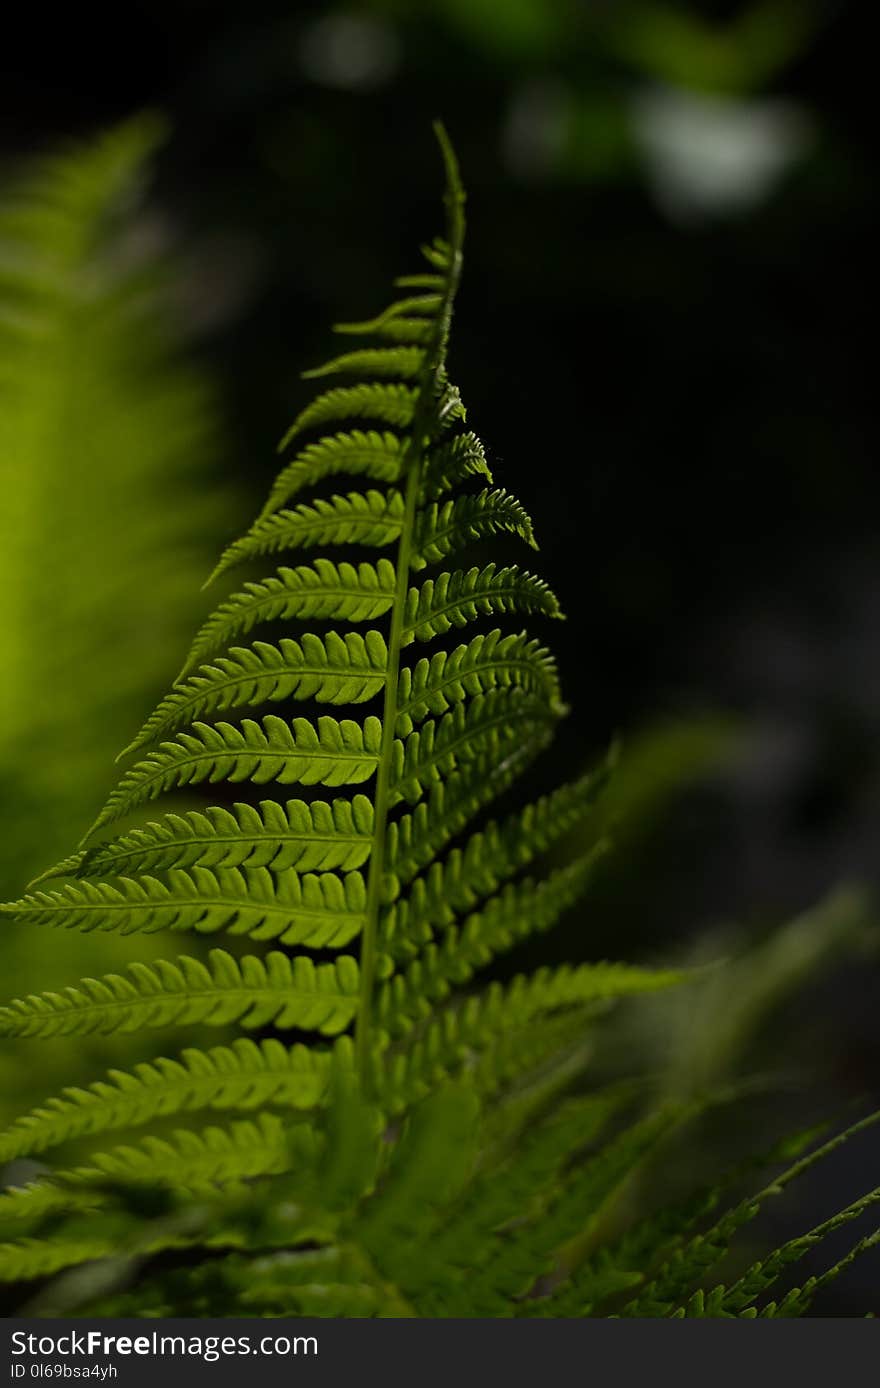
[2,0,878,1311]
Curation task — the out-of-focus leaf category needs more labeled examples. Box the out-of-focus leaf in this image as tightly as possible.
[0,119,232,1125]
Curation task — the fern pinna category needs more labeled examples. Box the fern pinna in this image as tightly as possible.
[0,127,878,1318]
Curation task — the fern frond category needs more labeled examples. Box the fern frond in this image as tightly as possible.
[278,384,418,452]
[405,1089,632,1313]
[8,126,845,1321]
[0,1036,343,1163]
[84,714,383,836]
[0,1234,130,1285]
[353,1085,480,1275]
[386,729,560,881]
[399,769,612,915]
[260,434,403,521]
[378,852,608,1028]
[1,868,368,947]
[392,274,444,288]
[0,1114,300,1284]
[378,1006,587,1118]
[0,1180,105,1237]
[0,118,229,907]
[389,693,561,807]
[451,1108,685,1317]
[533,1183,720,1316]
[0,948,359,1041]
[420,432,492,501]
[82,1114,294,1192]
[619,1109,880,1316]
[403,564,561,643]
[759,1226,880,1318]
[469,1017,600,1132]
[124,631,388,755]
[333,294,443,341]
[302,347,426,382]
[207,489,404,586]
[339,319,434,348]
[396,631,561,735]
[412,488,537,570]
[683,1186,880,1318]
[28,851,86,887]
[183,559,396,675]
[235,1247,386,1317]
[72,796,374,880]
[0,1206,255,1287]
[99,1243,388,1318]
[377,963,682,1114]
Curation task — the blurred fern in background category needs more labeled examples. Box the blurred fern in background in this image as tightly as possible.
[0,119,230,1125]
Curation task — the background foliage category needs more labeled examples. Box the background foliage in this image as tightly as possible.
[0,119,229,1133]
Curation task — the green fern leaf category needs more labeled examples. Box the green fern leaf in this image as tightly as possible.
[0,1212,257,1288]
[0,1234,129,1285]
[396,630,561,735]
[412,488,537,569]
[415,769,611,903]
[420,432,492,500]
[377,852,608,1027]
[446,1107,685,1316]
[207,489,404,586]
[260,434,403,521]
[302,347,426,382]
[0,1182,102,1239]
[0,948,360,1041]
[124,631,388,755]
[759,1227,880,1318]
[1,868,368,947]
[237,1253,386,1317]
[386,727,559,881]
[403,564,561,643]
[537,1184,719,1316]
[68,796,374,880]
[182,559,396,676]
[695,1186,880,1318]
[333,293,443,340]
[84,714,383,836]
[340,318,434,347]
[107,1243,391,1317]
[0,1036,344,1163]
[353,1085,480,1275]
[407,1089,631,1314]
[1,1114,293,1231]
[0,1114,302,1283]
[384,771,617,946]
[619,1110,880,1316]
[278,383,418,452]
[9,125,855,1322]
[79,1114,294,1192]
[377,964,682,1114]
[389,694,561,807]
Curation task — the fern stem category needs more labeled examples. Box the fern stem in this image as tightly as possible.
[355,123,465,1086]
[354,461,422,1083]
